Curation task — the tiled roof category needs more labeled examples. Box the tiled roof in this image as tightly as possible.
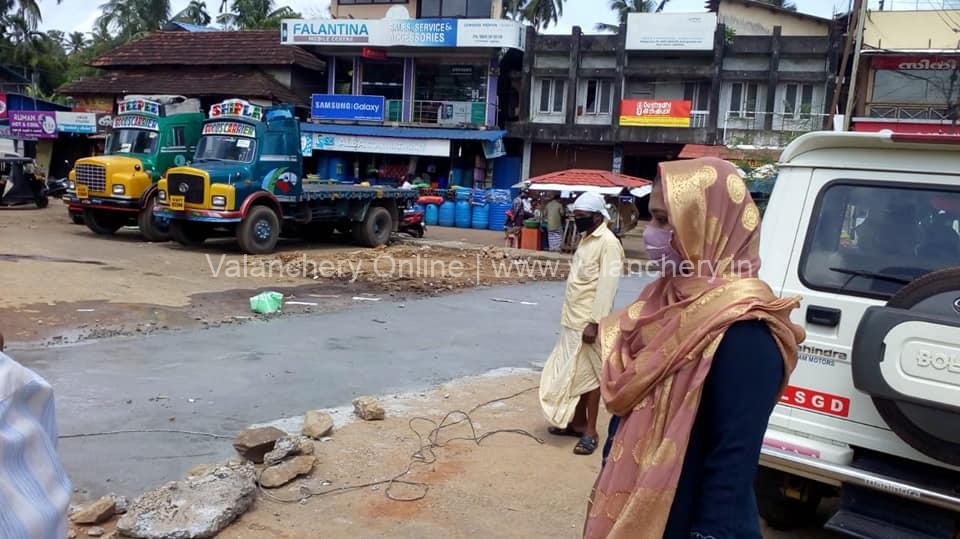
[528,169,651,188]
[58,68,304,105]
[90,31,324,71]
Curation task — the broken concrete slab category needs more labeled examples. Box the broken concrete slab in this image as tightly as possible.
[107,493,130,515]
[86,527,104,537]
[302,410,334,439]
[69,496,115,525]
[259,455,316,489]
[263,435,312,466]
[352,396,386,421]
[232,426,286,463]
[116,461,256,539]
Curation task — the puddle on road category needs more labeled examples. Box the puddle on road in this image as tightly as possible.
[0,253,106,265]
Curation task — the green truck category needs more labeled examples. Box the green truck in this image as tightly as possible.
[66,95,204,241]
[155,99,417,254]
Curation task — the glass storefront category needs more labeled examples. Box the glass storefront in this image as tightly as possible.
[360,58,404,100]
[414,61,489,126]
[334,57,354,95]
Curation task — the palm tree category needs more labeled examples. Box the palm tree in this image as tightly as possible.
[520,0,564,29]
[174,0,211,25]
[594,0,669,32]
[67,31,88,55]
[96,0,171,41]
[758,0,797,11]
[2,0,62,28]
[217,0,299,30]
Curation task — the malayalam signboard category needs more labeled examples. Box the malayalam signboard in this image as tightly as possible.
[305,133,450,157]
[0,93,6,120]
[619,99,693,127]
[870,55,960,70]
[10,111,58,139]
[311,94,385,122]
[55,111,97,134]
[281,18,524,50]
[625,12,716,51]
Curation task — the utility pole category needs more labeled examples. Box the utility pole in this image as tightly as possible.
[843,0,870,131]
[829,0,860,123]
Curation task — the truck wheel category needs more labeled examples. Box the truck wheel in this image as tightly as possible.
[354,206,393,247]
[237,205,280,254]
[138,192,170,242]
[83,209,125,235]
[169,221,208,248]
[755,468,823,530]
[70,210,85,225]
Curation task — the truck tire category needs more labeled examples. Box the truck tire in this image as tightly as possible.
[83,209,126,235]
[169,220,208,248]
[872,268,960,466]
[69,209,85,224]
[755,468,823,530]
[353,206,392,247]
[237,205,280,254]
[138,192,170,242]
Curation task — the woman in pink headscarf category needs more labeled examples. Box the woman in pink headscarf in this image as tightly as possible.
[583,158,805,539]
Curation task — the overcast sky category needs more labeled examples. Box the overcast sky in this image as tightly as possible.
[34,0,859,36]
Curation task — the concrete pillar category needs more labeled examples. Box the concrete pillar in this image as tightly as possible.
[352,58,361,96]
[764,26,783,131]
[403,57,414,123]
[521,139,532,181]
[327,56,336,94]
[566,26,582,127]
[707,24,726,144]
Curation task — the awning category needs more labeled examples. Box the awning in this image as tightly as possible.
[520,183,627,195]
[300,122,506,142]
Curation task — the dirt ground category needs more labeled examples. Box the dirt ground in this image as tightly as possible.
[0,203,566,345]
[67,370,838,539]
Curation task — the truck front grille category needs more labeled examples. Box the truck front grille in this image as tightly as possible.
[75,164,107,193]
[167,173,205,204]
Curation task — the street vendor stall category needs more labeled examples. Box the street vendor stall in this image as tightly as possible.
[514,169,652,251]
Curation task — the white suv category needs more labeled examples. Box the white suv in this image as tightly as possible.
[757,131,960,537]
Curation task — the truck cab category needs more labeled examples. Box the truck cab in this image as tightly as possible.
[157,98,416,254]
[756,131,960,537]
[67,96,203,241]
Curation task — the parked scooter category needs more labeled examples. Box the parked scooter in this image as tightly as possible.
[398,208,426,238]
[0,154,48,208]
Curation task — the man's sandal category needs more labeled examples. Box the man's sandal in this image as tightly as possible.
[574,435,598,455]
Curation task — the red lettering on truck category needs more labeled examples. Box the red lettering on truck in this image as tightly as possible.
[780,386,850,417]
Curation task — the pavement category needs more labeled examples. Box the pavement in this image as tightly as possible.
[17,277,651,499]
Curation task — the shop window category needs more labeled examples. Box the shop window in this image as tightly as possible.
[784,83,815,117]
[361,59,404,101]
[873,69,954,104]
[538,79,566,114]
[415,63,487,102]
[335,57,354,95]
[730,82,759,118]
[683,82,709,111]
[420,0,491,17]
[583,79,612,115]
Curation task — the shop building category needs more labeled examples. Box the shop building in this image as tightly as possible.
[281,1,523,188]
[850,8,960,136]
[509,0,841,179]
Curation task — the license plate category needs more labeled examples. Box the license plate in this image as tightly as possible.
[169,196,185,211]
[76,185,89,199]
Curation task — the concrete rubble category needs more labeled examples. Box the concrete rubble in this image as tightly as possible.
[259,455,317,488]
[70,496,116,525]
[352,396,386,421]
[302,410,334,439]
[232,426,286,463]
[116,460,257,539]
[263,435,314,466]
[86,527,104,537]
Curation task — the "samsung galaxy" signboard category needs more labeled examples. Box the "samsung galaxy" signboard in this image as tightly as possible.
[281,18,524,50]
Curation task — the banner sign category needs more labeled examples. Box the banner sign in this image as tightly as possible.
[306,133,450,157]
[626,12,716,51]
[619,99,692,127]
[281,18,524,50]
[118,98,161,117]
[482,138,506,159]
[871,55,960,70]
[113,115,159,131]
[203,121,257,137]
[10,111,58,139]
[56,111,97,134]
[209,99,264,122]
[311,94,385,122]
[0,93,6,120]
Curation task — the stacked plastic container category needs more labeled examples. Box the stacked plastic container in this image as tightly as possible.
[471,188,489,229]
[454,188,472,228]
[487,189,512,231]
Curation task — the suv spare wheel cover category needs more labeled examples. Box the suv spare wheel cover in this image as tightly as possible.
[853,268,960,465]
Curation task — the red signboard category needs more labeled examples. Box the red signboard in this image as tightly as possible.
[362,47,387,60]
[871,55,960,71]
[853,120,960,136]
[0,93,6,120]
[619,99,692,127]
[780,385,851,417]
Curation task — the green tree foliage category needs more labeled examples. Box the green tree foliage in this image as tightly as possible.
[216,0,300,30]
[174,0,212,25]
[594,0,666,32]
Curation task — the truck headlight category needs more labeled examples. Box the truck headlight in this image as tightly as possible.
[112,184,125,195]
[158,190,166,202]
[68,181,75,190]
[212,195,227,208]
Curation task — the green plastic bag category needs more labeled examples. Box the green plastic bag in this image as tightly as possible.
[250,291,283,314]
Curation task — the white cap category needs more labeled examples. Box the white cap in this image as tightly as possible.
[570,191,611,220]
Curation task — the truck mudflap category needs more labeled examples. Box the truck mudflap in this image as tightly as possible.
[65,194,140,213]
[154,206,242,223]
[760,445,960,513]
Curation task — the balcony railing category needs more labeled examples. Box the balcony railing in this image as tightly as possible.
[867,104,954,122]
[722,111,830,148]
[690,111,710,129]
[384,100,490,127]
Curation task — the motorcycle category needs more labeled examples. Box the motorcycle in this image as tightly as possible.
[398,208,426,238]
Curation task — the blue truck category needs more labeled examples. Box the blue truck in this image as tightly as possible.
[155,99,417,254]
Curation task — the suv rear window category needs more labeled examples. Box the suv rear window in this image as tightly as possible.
[801,182,960,298]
